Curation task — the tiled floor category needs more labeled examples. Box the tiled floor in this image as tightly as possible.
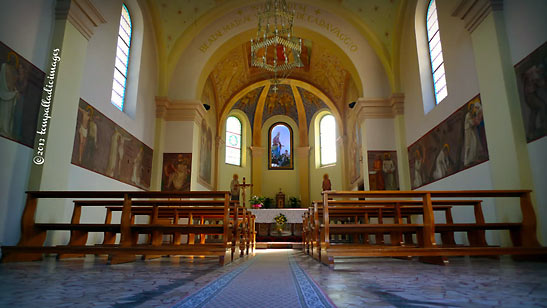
[1,250,547,308]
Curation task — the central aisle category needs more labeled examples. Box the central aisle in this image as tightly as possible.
[172,250,336,308]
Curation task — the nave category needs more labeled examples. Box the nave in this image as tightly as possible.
[1,250,547,308]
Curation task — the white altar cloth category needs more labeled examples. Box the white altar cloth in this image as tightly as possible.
[248,209,307,224]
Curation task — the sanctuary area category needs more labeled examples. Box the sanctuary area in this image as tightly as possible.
[1,0,547,307]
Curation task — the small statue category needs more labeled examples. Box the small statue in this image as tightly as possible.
[230,174,240,201]
[322,173,332,191]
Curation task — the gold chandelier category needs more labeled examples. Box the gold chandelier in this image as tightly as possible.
[251,0,303,92]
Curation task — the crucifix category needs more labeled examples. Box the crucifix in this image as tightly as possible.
[239,177,253,208]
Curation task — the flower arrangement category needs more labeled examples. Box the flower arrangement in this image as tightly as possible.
[249,195,265,209]
[274,213,288,226]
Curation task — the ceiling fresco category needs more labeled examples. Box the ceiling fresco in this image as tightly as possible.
[208,41,351,112]
[298,87,329,129]
[232,86,264,126]
[262,85,299,125]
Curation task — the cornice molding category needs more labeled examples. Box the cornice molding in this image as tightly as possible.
[249,146,266,157]
[355,93,405,121]
[451,0,504,33]
[155,97,207,122]
[56,0,106,40]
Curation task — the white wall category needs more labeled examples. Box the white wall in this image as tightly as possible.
[0,0,55,246]
[503,0,547,243]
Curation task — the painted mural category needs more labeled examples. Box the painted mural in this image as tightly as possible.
[0,41,45,147]
[71,99,153,189]
[262,85,298,125]
[367,151,398,190]
[514,41,547,142]
[162,153,191,191]
[408,95,489,189]
[233,86,263,128]
[297,87,328,129]
[269,122,293,169]
[198,120,213,186]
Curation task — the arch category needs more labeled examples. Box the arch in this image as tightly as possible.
[217,79,344,146]
[194,28,364,102]
[160,0,394,99]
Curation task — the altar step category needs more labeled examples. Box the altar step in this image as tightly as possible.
[255,242,303,249]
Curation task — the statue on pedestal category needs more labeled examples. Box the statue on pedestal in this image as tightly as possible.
[230,174,240,201]
[322,173,332,191]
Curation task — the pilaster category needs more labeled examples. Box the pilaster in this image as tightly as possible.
[250,146,265,195]
[295,147,310,207]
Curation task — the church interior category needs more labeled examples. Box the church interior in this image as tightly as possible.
[1,0,547,307]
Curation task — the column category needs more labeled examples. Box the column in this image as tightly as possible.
[150,97,168,190]
[467,3,535,224]
[29,0,106,191]
[295,147,310,207]
[391,94,411,190]
[250,146,265,196]
[26,0,105,245]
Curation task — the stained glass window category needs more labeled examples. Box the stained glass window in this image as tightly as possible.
[225,116,242,165]
[320,114,336,165]
[427,0,447,104]
[110,4,132,111]
[269,123,293,169]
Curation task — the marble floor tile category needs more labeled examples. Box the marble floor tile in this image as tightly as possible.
[1,251,547,308]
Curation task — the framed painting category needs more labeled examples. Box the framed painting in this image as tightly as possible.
[367,151,399,191]
[162,153,192,191]
[268,122,293,169]
[514,41,547,143]
[408,95,489,189]
[198,120,213,187]
[0,41,45,147]
[71,99,153,190]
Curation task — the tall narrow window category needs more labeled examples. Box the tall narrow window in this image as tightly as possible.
[110,4,132,111]
[225,116,242,166]
[427,0,447,104]
[320,114,336,165]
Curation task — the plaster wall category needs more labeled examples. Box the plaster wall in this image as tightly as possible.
[503,0,547,243]
[0,0,54,246]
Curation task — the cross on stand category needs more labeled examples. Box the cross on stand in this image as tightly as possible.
[239,177,253,208]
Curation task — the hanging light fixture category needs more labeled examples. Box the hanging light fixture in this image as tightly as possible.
[250,0,303,92]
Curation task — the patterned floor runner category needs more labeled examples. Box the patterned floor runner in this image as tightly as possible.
[172,251,336,308]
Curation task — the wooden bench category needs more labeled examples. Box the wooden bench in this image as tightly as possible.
[0,191,253,265]
[311,190,547,268]
[306,200,461,261]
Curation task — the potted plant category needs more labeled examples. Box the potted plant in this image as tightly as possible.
[249,195,265,209]
[274,213,288,234]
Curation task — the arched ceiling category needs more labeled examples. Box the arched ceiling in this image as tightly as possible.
[150,0,401,56]
[146,0,408,96]
[207,40,356,113]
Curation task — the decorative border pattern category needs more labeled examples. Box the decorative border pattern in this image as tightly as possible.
[288,255,337,308]
[171,258,257,308]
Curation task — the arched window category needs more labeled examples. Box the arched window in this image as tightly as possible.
[319,114,336,166]
[110,4,132,111]
[269,123,293,169]
[427,0,447,104]
[225,116,242,166]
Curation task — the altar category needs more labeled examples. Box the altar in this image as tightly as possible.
[248,209,307,241]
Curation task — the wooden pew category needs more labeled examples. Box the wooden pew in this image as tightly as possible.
[312,190,547,268]
[0,191,247,265]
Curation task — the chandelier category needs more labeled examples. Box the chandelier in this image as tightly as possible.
[251,0,303,92]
